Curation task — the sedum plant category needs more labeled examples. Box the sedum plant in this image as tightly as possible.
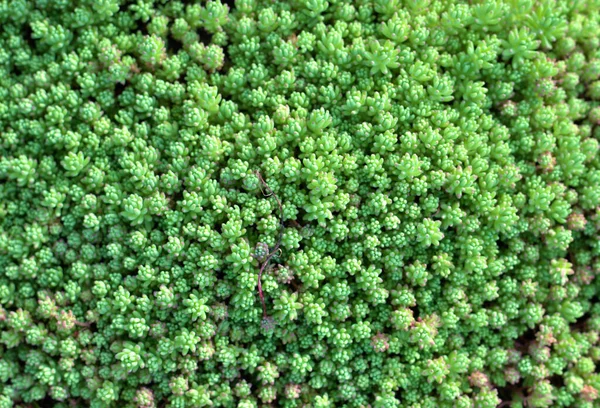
[0,0,600,407]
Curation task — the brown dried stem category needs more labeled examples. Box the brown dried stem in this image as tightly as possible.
[255,171,285,318]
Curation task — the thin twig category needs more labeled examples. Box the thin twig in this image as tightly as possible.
[255,171,285,318]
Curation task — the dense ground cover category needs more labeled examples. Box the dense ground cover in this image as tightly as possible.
[1,0,600,407]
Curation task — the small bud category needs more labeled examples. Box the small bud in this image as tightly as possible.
[468,371,489,388]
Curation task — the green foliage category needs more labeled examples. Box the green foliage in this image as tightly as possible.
[0,0,600,407]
